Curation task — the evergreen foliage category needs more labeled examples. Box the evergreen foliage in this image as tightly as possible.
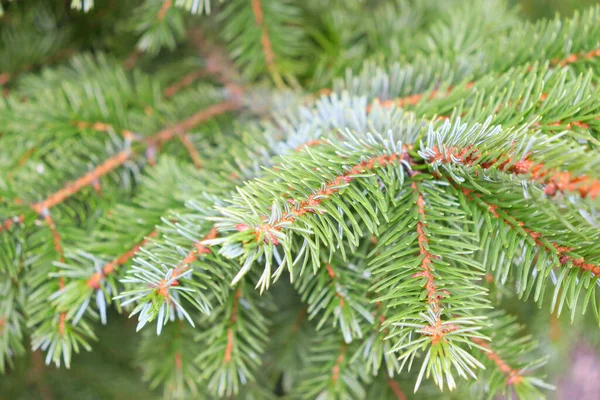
[2,0,600,399]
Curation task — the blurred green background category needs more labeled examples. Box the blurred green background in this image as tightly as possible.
[517,0,599,18]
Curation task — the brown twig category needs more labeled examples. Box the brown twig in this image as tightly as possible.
[463,188,600,277]
[250,0,284,88]
[223,287,242,364]
[30,151,131,214]
[29,101,238,215]
[331,344,347,383]
[411,182,457,343]
[158,0,173,21]
[178,135,203,168]
[0,215,24,232]
[387,379,408,400]
[426,145,600,199]
[235,150,412,243]
[153,226,218,299]
[149,101,240,145]
[164,70,207,98]
[365,47,600,114]
[86,230,159,289]
[471,337,523,385]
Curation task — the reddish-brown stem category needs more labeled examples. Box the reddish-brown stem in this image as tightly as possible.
[410,182,456,343]
[164,70,207,98]
[123,49,142,70]
[86,230,159,289]
[250,0,283,87]
[29,350,52,400]
[411,182,444,313]
[158,0,172,21]
[466,189,600,277]
[58,311,66,336]
[387,379,408,400]
[295,139,326,152]
[426,145,600,199]
[29,102,237,214]
[71,120,135,139]
[31,151,130,214]
[223,287,242,364]
[38,206,68,337]
[331,344,347,383]
[187,29,244,97]
[174,351,182,370]
[178,135,203,168]
[555,48,600,67]
[0,48,73,88]
[43,215,64,262]
[369,47,600,112]
[471,337,522,385]
[149,101,239,145]
[154,226,218,299]
[0,215,24,232]
[366,84,469,113]
[235,150,412,243]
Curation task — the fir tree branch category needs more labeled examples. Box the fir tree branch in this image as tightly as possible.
[178,134,203,168]
[151,226,218,305]
[420,125,600,199]
[187,28,244,96]
[386,379,408,400]
[555,47,600,67]
[24,100,238,216]
[250,0,283,88]
[86,230,159,289]
[163,70,208,98]
[468,190,600,277]
[231,150,411,247]
[30,151,132,214]
[471,337,522,386]
[158,0,173,21]
[149,101,240,145]
[69,120,136,140]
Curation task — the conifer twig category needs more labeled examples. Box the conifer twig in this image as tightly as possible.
[86,230,159,289]
[471,337,522,385]
[369,46,600,111]
[234,150,413,243]
[250,0,284,88]
[163,70,207,98]
[330,344,346,383]
[30,150,131,214]
[178,135,203,168]
[29,101,238,215]
[223,287,242,363]
[426,145,600,198]
[149,101,240,145]
[158,0,172,21]
[0,215,24,232]
[555,48,600,67]
[153,226,218,298]
[187,29,244,97]
[464,189,600,277]
[411,182,456,343]
[387,379,408,400]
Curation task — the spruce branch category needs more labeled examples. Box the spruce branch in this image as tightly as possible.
[164,70,208,98]
[249,0,283,88]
